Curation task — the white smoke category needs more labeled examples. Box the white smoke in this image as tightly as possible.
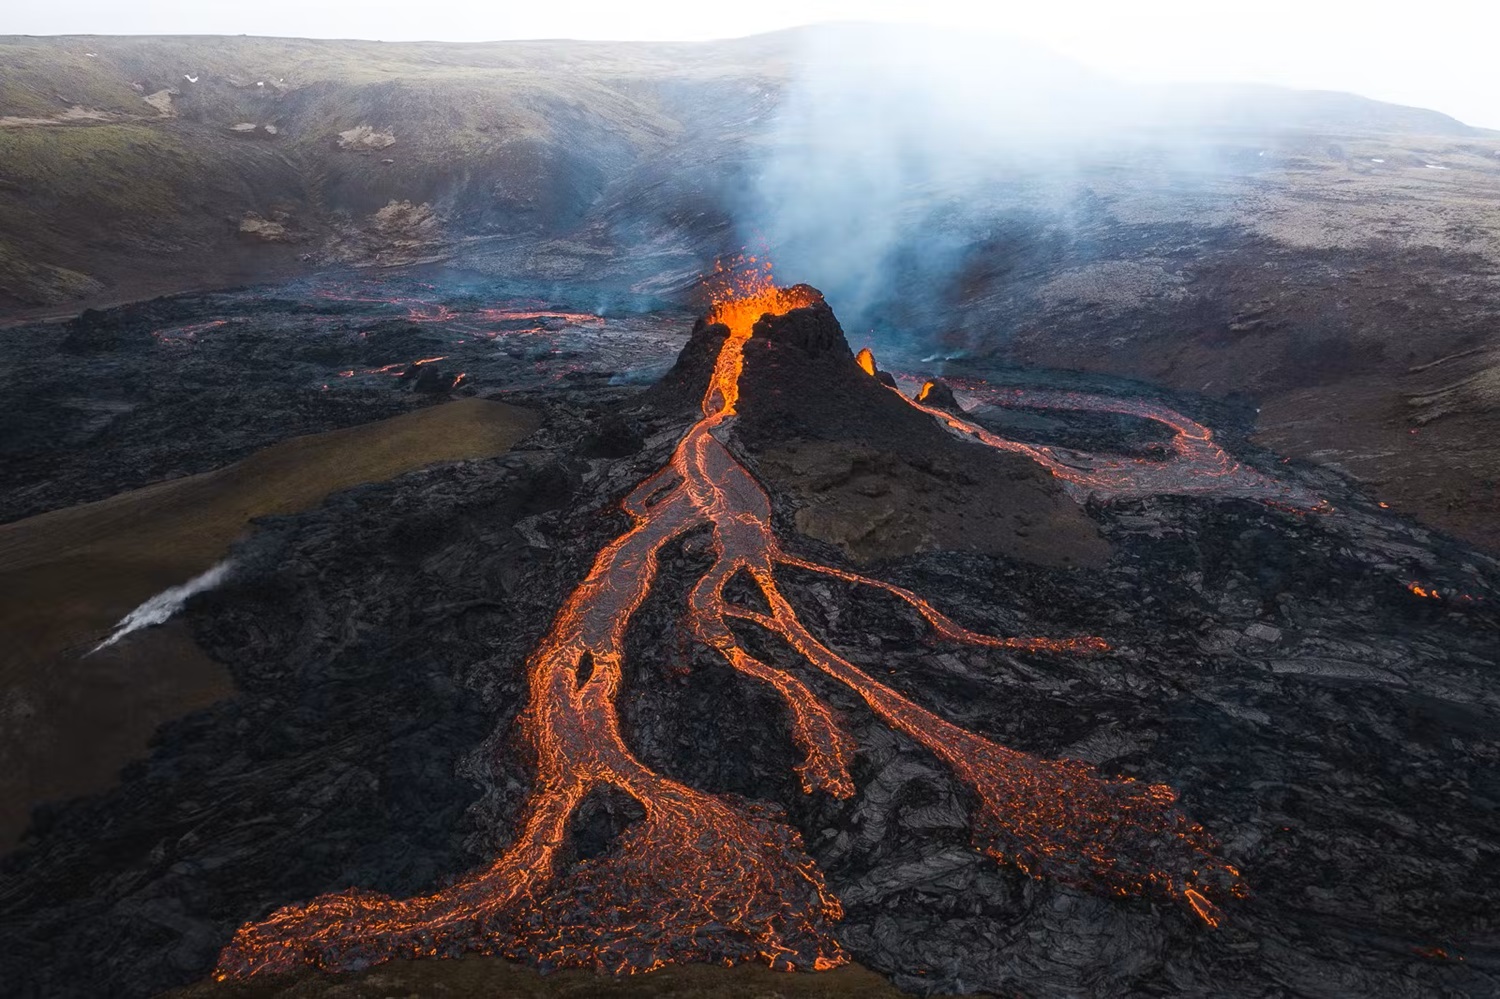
[746,25,1118,321]
[89,560,233,655]
[742,23,1344,335]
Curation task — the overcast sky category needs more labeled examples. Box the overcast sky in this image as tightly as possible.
[7,1,1498,128]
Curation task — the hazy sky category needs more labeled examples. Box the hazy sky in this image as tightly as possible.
[8,1,1498,128]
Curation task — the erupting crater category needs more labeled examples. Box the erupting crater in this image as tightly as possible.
[215,266,1244,983]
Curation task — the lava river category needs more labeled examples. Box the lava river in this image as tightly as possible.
[215,274,1244,981]
[904,377,1329,512]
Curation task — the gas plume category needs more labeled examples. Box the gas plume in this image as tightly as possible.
[741,23,1274,340]
[90,560,234,654]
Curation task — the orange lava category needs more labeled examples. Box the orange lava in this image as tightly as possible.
[309,281,603,334]
[1406,580,1482,604]
[475,307,605,327]
[215,270,1241,983]
[855,347,877,377]
[882,364,1328,512]
[406,304,458,324]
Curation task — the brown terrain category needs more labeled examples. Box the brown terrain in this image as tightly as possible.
[971,145,1500,552]
[0,399,537,847]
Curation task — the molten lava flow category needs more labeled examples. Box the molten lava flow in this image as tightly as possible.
[308,279,604,337]
[880,365,1328,512]
[216,270,1241,983]
[475,307,605,327]
[405,304,458,324]
[855,347,877,377]
[1406,581,1482,604]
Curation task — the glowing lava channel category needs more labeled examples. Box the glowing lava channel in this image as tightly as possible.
[901,375,1329,512]
[216,269,1242,982]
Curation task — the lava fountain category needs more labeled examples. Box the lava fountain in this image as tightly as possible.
[215,268,1243,981]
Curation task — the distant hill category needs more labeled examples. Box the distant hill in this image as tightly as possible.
[0,27,1493,312]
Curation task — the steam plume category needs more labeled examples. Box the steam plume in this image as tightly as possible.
[89,561,233,655]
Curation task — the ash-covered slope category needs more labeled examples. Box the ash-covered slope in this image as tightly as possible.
[0,292,1497,999]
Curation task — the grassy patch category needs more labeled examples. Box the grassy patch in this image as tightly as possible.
[0,238,102,305]
[0,398,539,846]
[0,124,201,218]
[0,42,147,117]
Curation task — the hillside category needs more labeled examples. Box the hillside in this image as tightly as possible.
[1,31,1494,313]
[0,398,538,847]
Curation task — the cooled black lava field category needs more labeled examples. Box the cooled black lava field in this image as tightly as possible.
[1,275,1496,999]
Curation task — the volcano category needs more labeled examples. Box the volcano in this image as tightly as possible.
[209,276,1236,979]
[1,272,1497,999]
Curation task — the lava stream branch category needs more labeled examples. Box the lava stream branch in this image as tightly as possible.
[776,553,1110,653]
[216,275,1241,983]
[733,571,1240,916]
[902,376,1328,511]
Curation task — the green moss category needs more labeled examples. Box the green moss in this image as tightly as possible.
[0,44,146,117]
[0,124,201,217]
[0,238,101,305]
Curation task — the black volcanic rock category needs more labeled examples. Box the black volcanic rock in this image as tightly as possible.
[60,307,151,354]
[0,282,685,526]
[407,363,453,394]
[2,288,1499,999]
[0,454,584,999]
[732,292,934,452]
[359,320,449,365]
[637,315,730,416]
[913,378,961,412]
[748,287,849,357]
[579,414,645,458]
[728,292,1109,568]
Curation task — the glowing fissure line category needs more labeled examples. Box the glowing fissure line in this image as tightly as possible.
[899,376,1327,511]
[216,274,1240,983]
